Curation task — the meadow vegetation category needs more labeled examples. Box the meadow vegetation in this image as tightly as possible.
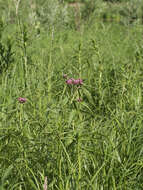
[0,0,143,189]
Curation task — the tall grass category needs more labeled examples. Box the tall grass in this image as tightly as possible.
[0,1,143,189]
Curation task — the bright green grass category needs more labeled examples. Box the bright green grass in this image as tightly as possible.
[0,19,143,190]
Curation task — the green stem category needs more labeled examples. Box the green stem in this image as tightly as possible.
[19,104,23,130]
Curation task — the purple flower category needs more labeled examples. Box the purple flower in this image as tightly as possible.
[66,78,83,85]
[63,74,68,79]
[66,78,74,85]
[73,79,83,85]
[77,98,82,102]
[78,79,83,85]
[73,79,79,85]
[18,97,27,104]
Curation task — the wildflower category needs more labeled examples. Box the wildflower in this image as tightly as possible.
[63,74,68,79]
[18,97,27,104]
[73,79,83,85]
[66,78,83,85]
[73,79,79,85]
[78,79,83,85]
[77,98,82,102]
[66,78,74,85]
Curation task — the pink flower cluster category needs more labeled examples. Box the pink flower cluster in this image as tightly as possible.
[66,78,83,85]
[18,97,27,104]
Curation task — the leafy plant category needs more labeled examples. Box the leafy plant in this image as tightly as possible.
[0,0,143,189]
[0,20,14,73]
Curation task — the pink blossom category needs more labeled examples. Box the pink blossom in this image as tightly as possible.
[63,74,68,79]
[77,98,82,102]
[73,79,79,85]
[66,78,83,85]
[73,79,83,85]
[18,97,27,104]
[78,79,83,85]
[66,79,73,85]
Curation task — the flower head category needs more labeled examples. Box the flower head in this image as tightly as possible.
[66,78,73,85]
[63,74,68,79]
[77,98,82,102]
[73,79,83,85]
[73,79,79,85]
[78,79,83,85]
[66,78,83,85]
[18,97,27,104]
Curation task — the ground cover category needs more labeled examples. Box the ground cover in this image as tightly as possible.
[0,0,143,189]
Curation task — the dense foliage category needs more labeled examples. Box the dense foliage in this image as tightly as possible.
[0,0,143,189]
